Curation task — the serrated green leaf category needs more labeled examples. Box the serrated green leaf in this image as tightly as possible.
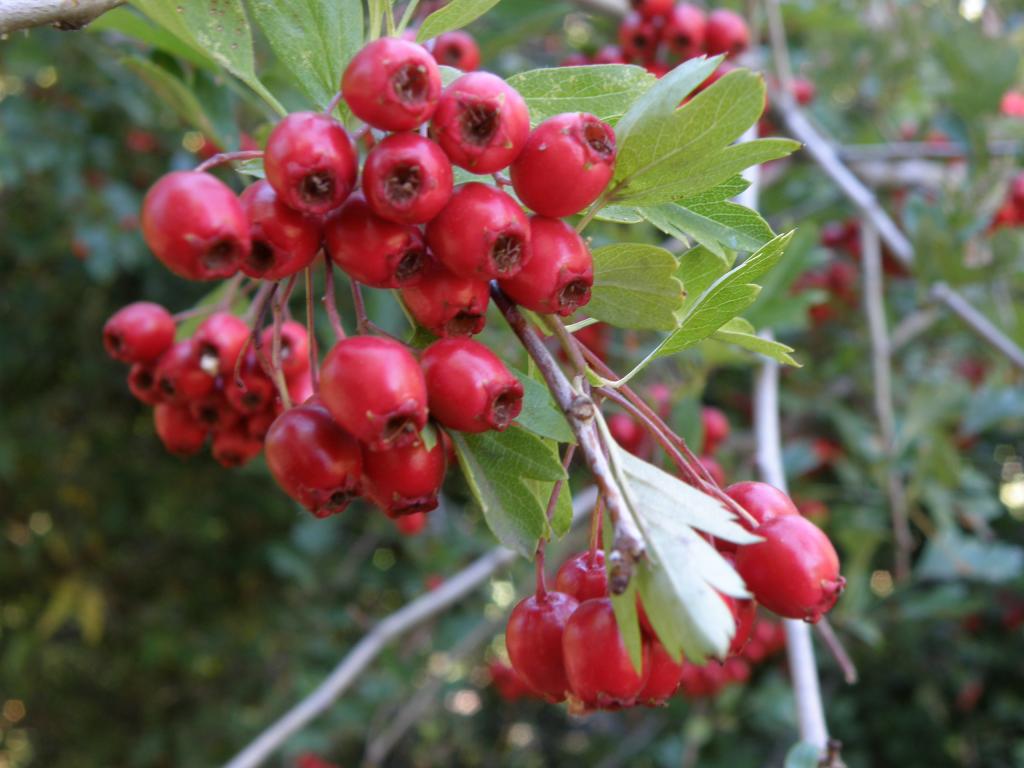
[506,65,657,126]
[594,205,644,224]
[439,65,464,87]
[677,175,749,205]
[609,564,644,673]
[712,318,800,366]
[417,0,502,42]
[678,245,732,308]
[511,368,575,443]
[642,199,774,257]
[90,8,215,69]
[588,243,684,330]
[120,57,220,144]
[614,55,722,144]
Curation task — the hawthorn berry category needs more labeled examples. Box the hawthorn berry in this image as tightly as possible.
[629,0,673,20]
[701,405,730,454]
[399,260,490,337]
[211,423,263,468]
[506,592,579,702]
[636,640,683,706]
[554,550,608,602]
[426,182,531,279]
[127,362,162,406]
[498,217,593,317]
[699,455,726,486]
[103,302,175,364]
[188,385,241,433]
[362,433,447,516]
[618,12,659,63]
[319,336,428,450]
[264,401,363,517]
[704,9,750,57]
[394,511,428,535]
[141,171,250,281]
[264,112,358,215]
[155,339,214,403]
[663,3,707,60]
[488,661,536,702]
[225,349,275,415]
[361,133,454,225]
[609,412,652,459]
[420,338,524,433]
[429,72,530,173]
[245,408,277,441]
[510,112,616,218]
[792,77,816,106]
[324,194,429,289]
[342,37,442,131]
[153,402,208,456]
[736,514,845,623]
[195,312,250,376]
[725,481,799,527]
[239,180,322,280]
[259,321,310,381]
[723,591,757,657]
[431,30,481,71]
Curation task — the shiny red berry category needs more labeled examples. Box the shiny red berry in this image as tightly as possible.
[510,112,616,218]
[704,9,750,57]
[127,362,162,405]
[431,30,481,71]
[618,12,659,62]
[394,511,429,535]
[103,302,176,364]
[362,434,447,516]
[319,336,428,450]
[420,338,524,433]
[701,405,730,453]
[142,171,250,281]
[325,194,429,289]
[265,401,363,517]
[361,133,454,224]
[725,481,799,527]
[343,38,442,131]
[630,0,673,19]
[399,259,490,337]
[426,182,530,279]
[636,640,683,705]
[211,423,263,468]
[264,112,358,215]
[225,349,275,415]
[609,412,652,459]
[663,3,706,60]
[260,320,310,380]
[563,598,650,709]
[498,217,593,317]
[195,311,250,376]
[429,72,530,173]
[736,515,845,623]
[155,339,214,403]
[188,384,241,432]
[506,592,579,702]
[153,402,208,455]
[554,550,608,602]
[239,180,322,280]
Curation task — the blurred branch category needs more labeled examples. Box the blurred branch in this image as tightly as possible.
[0,0,123,32]
[814,618,858,685]
[930,283,1024,370]
[223,487,598,768]
[839,141,1022,162]
[568,0,629,16]
[847,159,966,190]
[890,307,941,351]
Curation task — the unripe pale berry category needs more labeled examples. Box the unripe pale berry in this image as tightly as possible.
[343,38,442,131]
[142,171,250,281]
[362,133,454,225]
[498,217,593,317]
[264,112,358,215]
[420,338,524,433]
[554,550,608,602]
[506,592,579,702]
[429,72,530,173]
[239,180,322,280]
[153,402,208,455]
[103,302,176,364]
[510,112,616,218]
[362,433,447,516]
[399,260,490,337]
[704,9,750,58]
[663,3,706,60]
[431,30,481,72]
[563,598,650,709]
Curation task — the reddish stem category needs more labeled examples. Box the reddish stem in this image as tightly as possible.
[588,494,605,564]
[237,282,278,391]
[324,90,344,115]
[304,267,319,394]
[534,443,577,600]
[322,254,347,341]
[194,149,264,174]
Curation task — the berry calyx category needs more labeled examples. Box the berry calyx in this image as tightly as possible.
[510,112,617,218]
[704,9,750,58]
[663,3,707,60]
[420,338,524,433]
[127,362,162,405]
[725,481,799,527]
[194,311,250,376]
[154,339,214,403]
[264,112,358,215]
[554,550,608,602]
[498,216,593,317]
[319,336,428,450]
[153,402,208,456]
[239,179,322,280]
[103,302,175,364]
[141,171,250,281]
[362,432,447,516]
[636,640,683,706]
[399,260,490,337]
[342,38,442,131]
[506,591,579,702]
[361,132,454,225]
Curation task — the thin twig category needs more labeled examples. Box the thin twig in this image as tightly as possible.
[0,0,124,33]
[304,267,319,394]
[322,254,347,342]
[194,150,264,174]
[930,283,1024,371]
[837,140,1022,162]
[270,278,293,410]
[814,618,858,685]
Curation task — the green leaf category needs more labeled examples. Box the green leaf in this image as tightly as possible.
[594,205,644,224]
[451,427,566,557]
[677,175,750,204]
[641,200,774,256]
[439,65,464,87]
[614,55,722,144]
[90,7,215,69]
[588,243,684,330]
[784,742,823,768]
[712,318,800,366]
[248,0,362,110]
[609,562,644,673]
[511,368,575,443]
[417,0,502,42]
[678,245,732,308]
[917,528,1024,583]
[120,57,220,143]
[505,65,657,126]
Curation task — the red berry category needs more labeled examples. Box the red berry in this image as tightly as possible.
[325,194,429,289]
[1001,89,1024,117]
[195,311,250,376]
[153,402,208,455]
[319,336,428,450]
[225,349,275,415]
[259,320,310,381]
[188,384,241,432]
[399,259,490,337]
[362,435,446,516]
[629,0,673,20]
[431,30,481,71]
[127,362,162,405]
[239,180,322,280]
[574,322,609,362]
[394,511,428,535]
[343,38,442,131]
[618,12,659,62]
[510,112,616,218]
[609,412,652,459]
[554,550,608,602]
[429,72,530,173]
[141,171,250,281]
[636,640,683,705]
[704,9,750,57]
[736,515,845,623]
[265,401,363,517]
[103,302,175,364]
[699,455,726,486]
[211,423,263,468]
[361,133,454,224]
[563,598,649,709]
[488,660,536,701]
[662,3,706,60]
[591,45,625,64]
[498,217,593,317]
[701,405,730,453]
[421,338,524,433]
[264,112,358,215]
[792,77,816,105]
[245,408,277,441]
[722,656,751,684]
[725,481,799,527]
[155,339,215,403]
[506,592,579,702]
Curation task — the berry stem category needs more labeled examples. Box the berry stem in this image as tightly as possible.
[350,281,401,341]
[194,149,265,174]
[534,443,576,601]
[492,172,512,188]
[324,89,345,116]
[304,267,320,394]
[244,282,278,392]
[588,494,605,564]
[396,0,421,33]
[543,316,591,390]
[270,276,297,409]
[322,255,347,341]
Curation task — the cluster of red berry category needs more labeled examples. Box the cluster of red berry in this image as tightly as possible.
[989,172,1024,232]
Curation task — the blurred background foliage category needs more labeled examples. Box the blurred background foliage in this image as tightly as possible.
[1,1,1024,766]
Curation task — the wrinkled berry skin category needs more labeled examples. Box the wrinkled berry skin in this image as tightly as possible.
[400,261,490,337]
[506,592,579,702]
[362,433,446,516]
[725,481,799,527]
[663,3,707,59]
[554,551,608,602]
[265,401,363,517]
[342,38,442,131]
[427,183,531,279]
[563,598,650,709]
[264,112,358,215]
[142,171,250,281]
[511,113,616,218]
[736,515,845,623]
[499,217,593,317]
[260,320,310,380]
[153,403,208,455]
[325,194,428,289]
[155,339,214,403]
[636,640,683,706]
[239,180,322,280]
[420,338,524,433]
[195,311,250,376]
[362,133,454,225]
[618,12,659,62]
[431,30,481,71]
[103,302,175,364]
[704,9,750,57]
[430,72,530,173]
[319,337,428,450]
